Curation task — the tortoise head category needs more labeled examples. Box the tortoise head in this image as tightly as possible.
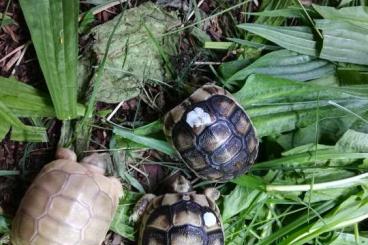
[80,153,107,175]
[171,175,192,193]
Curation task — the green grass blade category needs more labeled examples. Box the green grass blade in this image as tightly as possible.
[113,126,175,156]
[18,0,79,119]
[238,23,317,56]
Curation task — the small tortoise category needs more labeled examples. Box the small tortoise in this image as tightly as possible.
[11,148,123,245]
[131,176,224,245]
[164,84,259,181]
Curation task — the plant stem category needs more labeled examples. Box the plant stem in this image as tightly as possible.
[266,172,368,192]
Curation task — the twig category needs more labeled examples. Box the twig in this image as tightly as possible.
[194,61,222,65]
[0,43,25,63]
[11,41,30,75]
[187,0,205,21]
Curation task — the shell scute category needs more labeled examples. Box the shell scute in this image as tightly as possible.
[211,136,243,165]
[37,215,81,244]
[34,170,68,195]
[170,225,205,245]
[181,149,207,170]
[164,84,259,181]
[20,187,49,219]
[198,121,231,152]
[139,192,224,245]
[209,95,236,117]
[11,153,123,245]
[48,196,90,229]
[61,174,99,205]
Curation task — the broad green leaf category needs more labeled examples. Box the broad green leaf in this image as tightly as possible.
[234,74,368,137]
[316,19,368,65]
[226,49,335,83]
[238,24,317,56]
[0,101,47,142]
[232,175,266,190]
[313,5,368,29]
[336,129,368,153]
[330,232,368,244]
[0,77,55,117]
[281,194,368,245]
[222,185,266,221]
[113,126,175,156]
[19,0,79,119]
[110,191,142,241]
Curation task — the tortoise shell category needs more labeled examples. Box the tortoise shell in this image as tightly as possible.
[164,85,258,181]
[138,192,224,245]
[11,158,122,245]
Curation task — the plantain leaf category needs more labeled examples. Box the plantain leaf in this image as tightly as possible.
[336,129,368,153]
[0,77,55,117]
[19,0,79,119]
[234,74,368,137]
[313,5,368,29]
[238,24,317,56]
[226,49,335,84]
[316,19,368,65]
[0,101,47,142]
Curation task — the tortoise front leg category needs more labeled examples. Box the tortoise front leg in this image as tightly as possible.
[130,194,156,223]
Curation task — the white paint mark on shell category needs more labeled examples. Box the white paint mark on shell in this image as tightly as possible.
[203,212,217,227]
[186,107,212,128]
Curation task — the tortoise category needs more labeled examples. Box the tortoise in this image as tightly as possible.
[131,175,224,245]
[164,84,259,181]
[11,148,123,245]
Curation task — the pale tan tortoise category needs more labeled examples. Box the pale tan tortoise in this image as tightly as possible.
[11,148,123,245]
[131,176,224,245]
[164,84,259,181]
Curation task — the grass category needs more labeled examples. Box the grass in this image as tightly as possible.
[1,0,368,244]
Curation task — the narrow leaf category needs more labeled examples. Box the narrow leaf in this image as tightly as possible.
[113,126,175,156]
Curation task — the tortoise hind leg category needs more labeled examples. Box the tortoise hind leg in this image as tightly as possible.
[130,194,156,222]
